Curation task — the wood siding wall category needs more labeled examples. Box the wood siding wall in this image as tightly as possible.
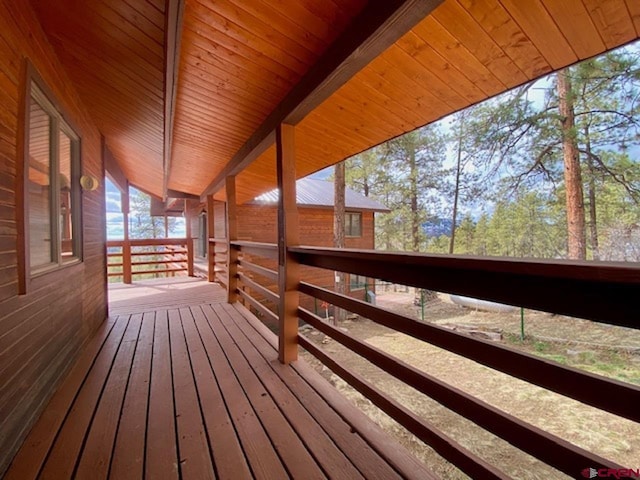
[0,2,107,475]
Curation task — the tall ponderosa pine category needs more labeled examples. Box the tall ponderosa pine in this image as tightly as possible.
[333,162,346,324]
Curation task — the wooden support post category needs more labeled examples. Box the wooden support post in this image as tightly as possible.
[226,176,238,303]
[206,194,215,282]
[185,199,194,276]
[121,188,132,284]
[276,123,300,364]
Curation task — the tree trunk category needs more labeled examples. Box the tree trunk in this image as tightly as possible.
[584,125,600,260]
[409,137,420,253]
[557,69,586,260]
[333,162,346,324]
[449,119,464,254]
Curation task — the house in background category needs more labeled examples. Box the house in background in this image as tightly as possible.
[189,178,389,313]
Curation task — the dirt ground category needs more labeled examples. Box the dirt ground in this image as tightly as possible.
[301,289,640,479]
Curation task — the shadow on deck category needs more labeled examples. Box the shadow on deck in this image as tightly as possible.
[6,278,433,479]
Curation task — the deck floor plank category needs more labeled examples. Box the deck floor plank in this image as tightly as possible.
[7,279,436,480]
[110,312,155,479]
[39,316,131,480]
[194,305,289,479]
[229,304,407,480]
[3,317,117,480]
[168,308,216,480]
[181,306,253,480]
[75,315,143,479]
[145,310,179,480]
[217,303,365,480]
[206,304,327,480]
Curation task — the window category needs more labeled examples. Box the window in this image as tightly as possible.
[25,80,81,278]
[345,212,362,237]
[350,274,367,291]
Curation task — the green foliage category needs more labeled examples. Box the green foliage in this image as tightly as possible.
[128,188,181,239]
[342,42,640,261]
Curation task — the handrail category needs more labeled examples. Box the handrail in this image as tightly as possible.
[106,238,193,283]
[290,246,640,328]
[298,335,509,480]
[298,307,622,476]
[299,282,640,422]
[285,245,639,475]
[107,238,188,247]
[232,241,278,260]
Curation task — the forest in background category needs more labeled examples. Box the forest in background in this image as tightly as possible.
[343,42,640,262]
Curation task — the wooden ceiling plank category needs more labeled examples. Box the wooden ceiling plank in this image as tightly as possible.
[189,1,310,76]
[249,0,339,49]
[582,0,637,49]
[229,0,329,54]
[122,0,166,30]
[626,0,640,35]
[379,44,472,109]
[394,33,489,103]
[182,29,299,90]
[89,1,165,60]
[180,60,280,112]
[49,33,164,100]
[175,82,267,125]
[42,21,164,94]
[171,95,259,135]
[348,71,440,129]
[199,0,444,200]
[541,0,606,58]
[178,58,281,111]
[428,2,528,88]
[458,0,550,79]
[98,0,165,44]
[294,0,367,28]
[183,34,295,98]
[498,0,578,69]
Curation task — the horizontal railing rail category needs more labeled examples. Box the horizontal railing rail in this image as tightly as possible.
[290,246,640,329]
[282,245,640,477]
[231,241,279,318]
[106,238,193,283]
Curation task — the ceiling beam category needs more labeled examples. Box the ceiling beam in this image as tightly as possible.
[103,136,128,193]
[163,0,185,200]
[167,188,200,200]
[200,0,443,201]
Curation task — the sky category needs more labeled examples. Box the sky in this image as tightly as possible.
[105,178,186,239]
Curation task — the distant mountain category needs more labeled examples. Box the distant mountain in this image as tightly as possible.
[422,218,453,238]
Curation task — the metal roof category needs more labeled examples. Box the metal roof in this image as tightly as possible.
[249,178,390,212]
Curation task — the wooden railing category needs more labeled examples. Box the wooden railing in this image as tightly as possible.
[106,238,193,283]
[222,242,640,478]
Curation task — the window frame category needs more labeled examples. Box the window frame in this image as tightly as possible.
[349,273,367,291]
[18,63,83,294]
[345,211,362,238]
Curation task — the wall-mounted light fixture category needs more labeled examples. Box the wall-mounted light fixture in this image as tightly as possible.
[80,175,100,191]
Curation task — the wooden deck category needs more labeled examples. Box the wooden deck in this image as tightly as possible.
[5,279,434,480]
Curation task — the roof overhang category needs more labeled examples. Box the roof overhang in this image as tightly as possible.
[32,0,640,203]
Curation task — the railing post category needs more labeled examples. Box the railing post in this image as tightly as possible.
[276,123,299,364]
[185,199,194,277]
[121,187,132,284]
[206,194,215,282]
[122,241,132,284]
[226,176,238,303]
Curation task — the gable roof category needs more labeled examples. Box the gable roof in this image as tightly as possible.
[249,178,389,213]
